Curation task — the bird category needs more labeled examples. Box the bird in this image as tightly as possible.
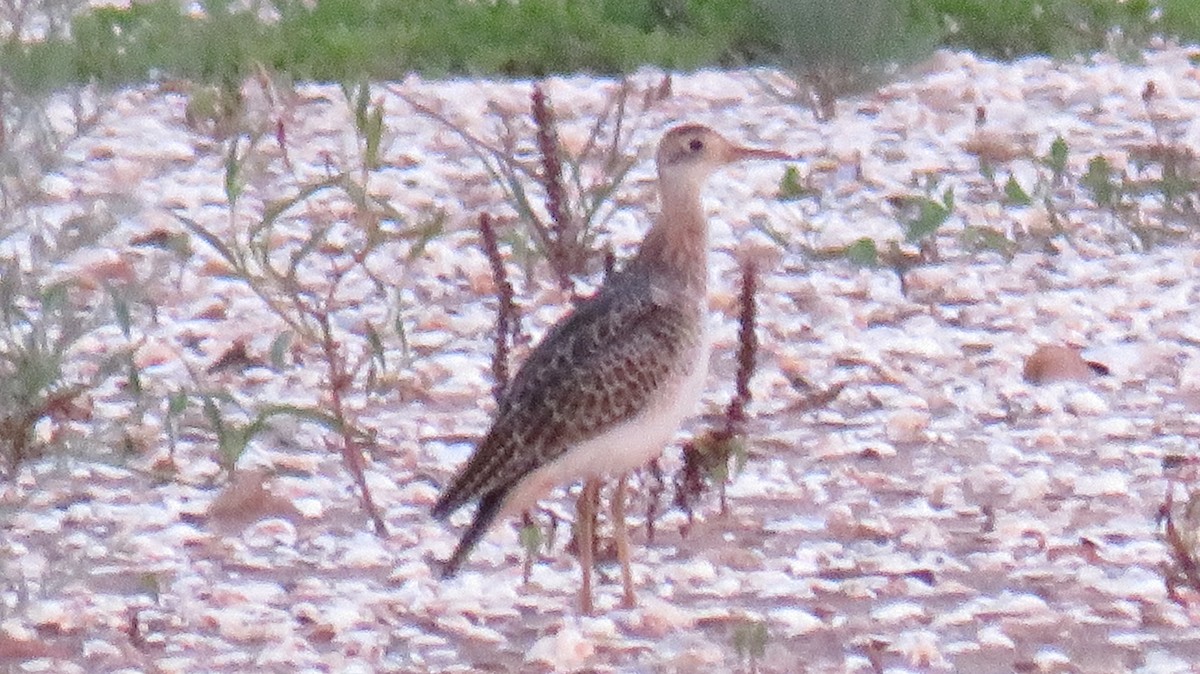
[432,123,792,611]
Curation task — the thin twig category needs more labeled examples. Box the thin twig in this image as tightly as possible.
[672,438,703,537]
[316,285,387,536]
[645,458,664,542]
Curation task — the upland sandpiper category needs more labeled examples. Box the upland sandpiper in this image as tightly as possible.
[432,124,791,611]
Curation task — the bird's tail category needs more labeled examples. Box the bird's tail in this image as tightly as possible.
[438,489,506,578]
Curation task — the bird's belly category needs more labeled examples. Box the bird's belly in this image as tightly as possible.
[501,330,712,517]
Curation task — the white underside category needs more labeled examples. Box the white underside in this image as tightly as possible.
[500,326,712,518]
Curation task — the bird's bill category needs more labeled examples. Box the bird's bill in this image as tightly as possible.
[727,145,799,162]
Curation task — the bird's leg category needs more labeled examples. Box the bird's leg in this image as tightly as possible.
[612,472,636,608]
[577,477,601,615]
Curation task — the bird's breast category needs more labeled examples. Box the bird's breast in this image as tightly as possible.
[564,324,709,476]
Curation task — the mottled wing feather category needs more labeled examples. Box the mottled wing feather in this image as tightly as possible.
[432,281,696,518]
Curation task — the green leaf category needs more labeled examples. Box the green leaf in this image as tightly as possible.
[704,444,730,482]
[519,521,543,555]
[364,101,384,169]
[752,217,790,249]
[1081,155,1116,207]
[285,224,331,280]
[731,436,749,474]
[223,137,243,206]
[776,165,812,201]
[201,395,225,436]
[1045,135,1068,183]
[218,425,250,469]
[961,226,1016,259]
[139,573,162,604]
[108,285,133,338]
[844,237,878,267]
[353,81,370,132]
[392,294,411,364]
[173,213,241,269]
[364,321,385,369]
[252,174,343,242]
[40,280,70,316]
[0,259,22,320]
[1003,175,1031,206]
[403,210,446,261]
[731,619,769,662]
[255,403,345,435]
[978,158,995,183]
[269,332,292,370]
[904,194,952,243]
[941,187,955,211]
[125,358,142,396]
[168,390,188,415]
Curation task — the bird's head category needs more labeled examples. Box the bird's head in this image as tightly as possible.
[654,124,794,190]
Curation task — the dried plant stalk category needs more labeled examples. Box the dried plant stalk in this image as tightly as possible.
[644,458,664,542]
[0,385,87,476]
[1160,457,1200,603]
[725,259,758,437]
[672,259,760,529]
[317,308,387,535]
[531,85,572,290]
[672,438,703,535]
[396,75,668,288]
[478,213,516,402]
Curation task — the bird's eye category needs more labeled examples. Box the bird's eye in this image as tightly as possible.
[688,138,704,152]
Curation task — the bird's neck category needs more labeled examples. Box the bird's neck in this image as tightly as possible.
[627,176,709,296]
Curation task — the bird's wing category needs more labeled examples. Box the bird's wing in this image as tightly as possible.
[432,284,697,518]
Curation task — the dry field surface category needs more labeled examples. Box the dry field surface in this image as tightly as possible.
[5,46,1200,673]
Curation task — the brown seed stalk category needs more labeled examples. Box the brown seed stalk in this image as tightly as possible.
[725,259,759,438]
[478,213,515,403]
[531,84,572,289]
[672,259,760,528]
